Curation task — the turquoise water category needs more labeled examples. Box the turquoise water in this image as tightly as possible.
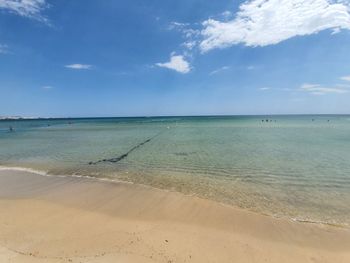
[1,115,350,226]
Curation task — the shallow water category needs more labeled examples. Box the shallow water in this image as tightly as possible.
[1,115,350,226]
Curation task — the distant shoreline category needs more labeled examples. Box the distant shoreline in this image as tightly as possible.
[1,113,350,121]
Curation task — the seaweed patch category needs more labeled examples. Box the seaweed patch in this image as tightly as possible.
[88,136,156,165]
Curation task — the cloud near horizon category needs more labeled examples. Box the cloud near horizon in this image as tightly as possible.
[65,64,93,70]
[300,83,349,95]
[199,0,350,52]
[0,0,48,22]
[340,75,350,81]
[156,54,191,74]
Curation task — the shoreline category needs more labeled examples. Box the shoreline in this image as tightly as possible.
[0,169,349,262]
[0,165,348,229]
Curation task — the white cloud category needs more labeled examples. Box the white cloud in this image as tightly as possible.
[0,0,48,22]
[200,0,350,52]
[156,54,191,74]
[65,64,92,70]
[340,75,350,81]
[259,87,271,91]
[300,83,349,95]
[210,66,230,75]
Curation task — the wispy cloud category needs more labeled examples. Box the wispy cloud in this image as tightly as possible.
[156,54,191,74]
[168,21,189,30]
[259,87,271,91]
[65,64,93,70]
[168,21,200,52]
[210,66,230,75]
[340,75,350,81]
[300,83,349,95]
[247,65,256,70]
[200,0,350,52]
[221,11,233,19]
[0,0,49,23]
[0,44,9,54]
[182,41,197,50]
[42,85,53,90]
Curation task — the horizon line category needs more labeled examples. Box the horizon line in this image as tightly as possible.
[1,113,350,120]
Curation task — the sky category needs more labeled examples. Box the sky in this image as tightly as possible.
[1,0,350,117]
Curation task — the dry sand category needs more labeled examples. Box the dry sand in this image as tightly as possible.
[0,169,349,263]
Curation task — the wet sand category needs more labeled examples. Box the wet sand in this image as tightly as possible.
[0,169,349,262]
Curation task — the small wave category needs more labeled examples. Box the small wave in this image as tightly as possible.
[0,166,48,176]
[0,165,135,185]
[290,217,349,228]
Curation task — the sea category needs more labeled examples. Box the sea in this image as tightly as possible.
[1,115,349,226]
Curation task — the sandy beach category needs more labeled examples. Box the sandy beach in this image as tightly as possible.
[0,169,349,263]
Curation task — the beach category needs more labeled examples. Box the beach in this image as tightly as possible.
[2,0,350,260]
[0,169,349,263]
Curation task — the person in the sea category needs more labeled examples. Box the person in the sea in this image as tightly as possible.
[9,126,14,132]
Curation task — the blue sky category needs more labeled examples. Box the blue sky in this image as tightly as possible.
[1,0,350,117]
